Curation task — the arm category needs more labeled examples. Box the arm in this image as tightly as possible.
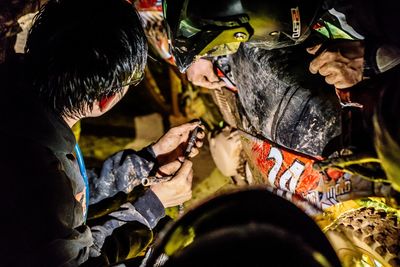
[87,147,157,205]
[83,122,203,264]
[86,160,194,264]
[87,197,162,263]
[88,121,204,204]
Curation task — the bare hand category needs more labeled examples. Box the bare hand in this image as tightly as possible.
[150,160,193,208]
[307,41,365,89]
[152,121,205,162]
[186,58,226,89]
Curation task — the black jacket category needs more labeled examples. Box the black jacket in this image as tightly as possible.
[0,57,165,266]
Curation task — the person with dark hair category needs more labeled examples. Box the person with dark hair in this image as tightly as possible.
[0,0,204,265]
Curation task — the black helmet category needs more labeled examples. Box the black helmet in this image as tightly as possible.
[163,0,322,72]
[373,68,400,192]
[143,187,341,267]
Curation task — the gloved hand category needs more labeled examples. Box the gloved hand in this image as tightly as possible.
[307,40,365,89]
[150,160,193,208]
[186,58,226,89]
[151,121,205,164]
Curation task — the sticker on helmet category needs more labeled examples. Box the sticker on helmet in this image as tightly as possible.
[291,7,301,38]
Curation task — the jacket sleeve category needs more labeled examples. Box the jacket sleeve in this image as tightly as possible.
[88,146,158,204]
[83,221,154,266]
[84,146,165,264]
[87,198,162,261]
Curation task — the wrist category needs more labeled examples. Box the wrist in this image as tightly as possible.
[137,144,157,161]
[135,190,165,228]
[151,143,160,158]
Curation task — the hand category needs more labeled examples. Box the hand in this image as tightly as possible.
[186,58,226,89]
[307,41,365,89]
[152,121,205,163]
[150,160,193,208]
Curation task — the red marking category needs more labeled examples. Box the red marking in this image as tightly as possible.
[135,0,162,11]
[216,68,225,78]
[99,95,114,110]
[250,139,345,195]
[326,168,344,181]
[312,22,324,30]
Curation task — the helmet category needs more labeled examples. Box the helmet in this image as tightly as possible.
[163,0,322,72]
[143,187,341,267]
[373,68,400,192]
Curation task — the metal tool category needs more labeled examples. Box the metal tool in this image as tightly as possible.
[141,175,173,186]
[141,124,202,216]
[184,125,201,158]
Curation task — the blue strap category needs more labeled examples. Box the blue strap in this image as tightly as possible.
[74,143,89,221]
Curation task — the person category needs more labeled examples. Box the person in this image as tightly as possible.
[142,187,342,267]
[162,0,400,190]
[0,0,205,265]
[163,0,400,79]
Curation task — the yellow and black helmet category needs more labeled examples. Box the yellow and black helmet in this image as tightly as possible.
[163,0,323,72]
[143,187,341,267]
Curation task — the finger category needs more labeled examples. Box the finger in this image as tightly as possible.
[335,80,354,89]
[325,72,357,89]
[324,73,341,86]
[228,129,239,138]
[218,80,227,86]
[306,44,322,55]
[206,70,220,83]
[172,121,201,136]
[199,80,223,89]
[189,74,205,87]
[175,160,193,178]
[157,160,182,177]
[209,80,226,89]
[196,130,206,140]
[309,51,339,74]
[178,156,185,163]
[208,81,227,89]
[194,75,217,88]
[319,62,360,88]
[188,147,199,158]
[195,139,204,148]
[318,61,343,76]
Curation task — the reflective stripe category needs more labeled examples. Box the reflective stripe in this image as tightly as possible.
[328,8,365,40]
[74,143,89,221]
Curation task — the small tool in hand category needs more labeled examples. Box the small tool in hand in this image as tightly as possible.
[179,123,202,215]
[184,124,201,158]
[141,175,173,186]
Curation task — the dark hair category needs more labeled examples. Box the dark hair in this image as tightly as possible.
[25,0,147,118]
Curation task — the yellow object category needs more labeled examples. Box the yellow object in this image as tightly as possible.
[71,121,81,142]
[198,27,250,58]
